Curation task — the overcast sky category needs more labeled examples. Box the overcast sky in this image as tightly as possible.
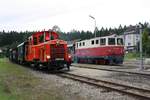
[0,0,150,32]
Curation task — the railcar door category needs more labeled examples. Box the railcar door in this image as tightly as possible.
[25,45,29,61]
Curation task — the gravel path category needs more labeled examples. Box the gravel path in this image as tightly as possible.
[30,69,138,100]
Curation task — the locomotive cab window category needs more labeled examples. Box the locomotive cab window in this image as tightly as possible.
[108,38,115,45]
[39,35,44,43]
[33,37,37,45]
[50,35,54,40]
[100,38,106,45]
[117,38,123,45]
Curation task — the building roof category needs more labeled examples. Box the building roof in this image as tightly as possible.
[124,25,139,35]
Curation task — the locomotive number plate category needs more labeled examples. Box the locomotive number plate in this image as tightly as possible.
[55,58,64,60]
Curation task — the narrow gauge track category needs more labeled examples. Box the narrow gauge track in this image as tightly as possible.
[58,72,150,100]
[72,65,150,76]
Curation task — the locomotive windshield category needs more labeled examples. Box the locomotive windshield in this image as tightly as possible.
[39,35,44,43]
[33,37,37,45]
[108,38,115,45]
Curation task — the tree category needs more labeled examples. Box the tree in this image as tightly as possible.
[142,28,150,57]
[52,25,61,33]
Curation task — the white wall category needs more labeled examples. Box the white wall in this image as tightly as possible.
[124,33,140,51]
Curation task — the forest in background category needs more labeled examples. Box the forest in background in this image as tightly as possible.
[0,22,150,56]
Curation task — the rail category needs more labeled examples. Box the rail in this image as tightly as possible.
[59,72,150,100]
[71,64,150,76]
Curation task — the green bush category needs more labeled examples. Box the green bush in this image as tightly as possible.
[124,52,140,60]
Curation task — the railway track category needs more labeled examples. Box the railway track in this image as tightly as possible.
[72,64,150,76]
[59,72,150,100]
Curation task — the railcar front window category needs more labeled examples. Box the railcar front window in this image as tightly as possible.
[108,38,115,45]
[117,38,123,45]
[100,38,106,45]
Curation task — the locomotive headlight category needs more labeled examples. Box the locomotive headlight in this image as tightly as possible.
[56,40,60,46]
[68,55,71,58]
[56,40,59,44]
[46,55,51,59]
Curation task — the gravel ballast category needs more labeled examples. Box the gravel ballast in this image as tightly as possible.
[31,69,138,100]
[70,66,150,90]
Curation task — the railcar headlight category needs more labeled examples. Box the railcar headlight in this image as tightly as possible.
[46,55,51,59]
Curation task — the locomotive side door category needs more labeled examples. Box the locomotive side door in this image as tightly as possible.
[40,48,45,62]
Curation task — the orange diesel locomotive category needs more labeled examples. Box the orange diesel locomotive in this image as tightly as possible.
[10,30,71,70]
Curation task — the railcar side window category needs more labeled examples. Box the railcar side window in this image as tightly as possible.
[76,43,78,48]
[79,42,81,46]
[100,38,106,45]
[83,42,85,46]
[96,40,99,44]
[108,38,115,45]
[117,38,123,45]
[91,40,94,45]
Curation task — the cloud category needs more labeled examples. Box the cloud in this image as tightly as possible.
[0,0,150,32]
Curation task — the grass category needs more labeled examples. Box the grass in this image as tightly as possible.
[124,52,140,61]
[0,58,64,100]
[0,81,16,100]
[0,58,17,100]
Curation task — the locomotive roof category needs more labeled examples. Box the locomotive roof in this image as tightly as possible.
[33,31,59,37]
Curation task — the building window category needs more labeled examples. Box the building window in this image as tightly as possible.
[128,43,131,46]
[128,35,131,39]
[100,38,106,45]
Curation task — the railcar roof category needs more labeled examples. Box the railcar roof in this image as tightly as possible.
[76,34,122,43]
